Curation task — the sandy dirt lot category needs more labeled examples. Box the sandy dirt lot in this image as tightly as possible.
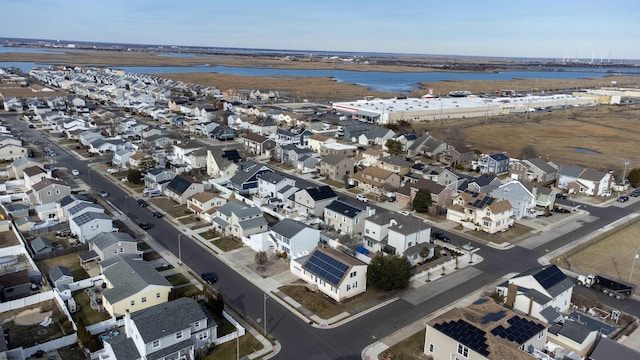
[422,105,640,174]
[558,217,640,291]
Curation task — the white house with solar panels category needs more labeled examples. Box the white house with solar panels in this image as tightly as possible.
[495,265,574,324]
[291,247,367,302]
[424,297,548,360]
[69,212,114,243]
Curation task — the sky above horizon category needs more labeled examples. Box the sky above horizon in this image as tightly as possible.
[4,0,640,60]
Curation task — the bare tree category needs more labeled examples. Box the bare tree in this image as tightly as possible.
[519,145,538,159]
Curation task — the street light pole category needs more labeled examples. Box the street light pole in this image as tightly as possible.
[263,293,268,336]
[177,234,184,265]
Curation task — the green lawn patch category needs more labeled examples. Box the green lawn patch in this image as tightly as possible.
[279,285,386,320]
[377,328,426,360]
[203,332,264,360]
[321,178,343,188]
[212,237,243,252]
[71,291,111,326]
[143,251,163,261]
[165,273,190,286]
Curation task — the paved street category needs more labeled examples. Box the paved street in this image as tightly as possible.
[4,112,640,359]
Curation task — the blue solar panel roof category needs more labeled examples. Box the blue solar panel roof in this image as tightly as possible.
[303,250,350,286]
[434,320,489,356]
[490,316,545,345]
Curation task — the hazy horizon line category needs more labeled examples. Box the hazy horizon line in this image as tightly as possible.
[3,37,640,63]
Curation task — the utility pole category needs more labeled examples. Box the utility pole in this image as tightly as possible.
[177,233,184,265]
[622,159,630,186]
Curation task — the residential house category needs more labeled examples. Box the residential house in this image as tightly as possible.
[35,202,59,222]
[69,212,114,243]
[6,157,44,179]
[184,148,208,171]
[243,132,275,156]
[293,186,338,217]
[101,297,218,360]
[352,167,402,196]
[477,153,510,175]
[376,155,413,175]
[557,165,613,197]
[424,297,547,360]
[23,166,48,189]
[324,200,371,237]
[269,218,320,258]
[248,120,278,136]
[28,178,70,205]
[291,247,367,302]
[307,134,336,153]
[78,131,104,146]
[509,158,558,184]
[275,144,314,166]
[187,191,227,221]
[355,148,387,168]
[100,255,173,317]
[112,149,135,169]
[395,178,455,210]
[172,142,204,164]
[49,265,74,289]
[256,172,294,197]
[446,191,513,234]
[319,143,358,157]
[30,236,55,255]
[421,136,451,158]
[88,232,140,262]
[58,194,91,221]
[227,160,273,195]
[206,149,240,179]
[395,133,418,152]
[495,265,574,324]
[144,168,177,191]
[342,123,375,143]
[589,337,640,360]
[88,139,121,155]
[129,151,154,170]
[0,270,32,301]
[0,143,28,161]
[527,183,558,209]
[320,154,354,182]
[407,134,432,157]
[164,175,205,205]
[144,134,175,149]
[460,174,502,194]
[212,201,268,239]
[361,211,433,262]
[547,314,613,358]
[438,145,476,167]
[358,127,395,146]
[490,180,537,219]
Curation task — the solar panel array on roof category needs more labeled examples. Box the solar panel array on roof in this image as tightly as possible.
[473,298,488,305]
[534,266,566,290]
[481,311,506,324]
[303,251,349,286]
[434,320,489,356]
[491,316,544,345]
[468,196,495,209]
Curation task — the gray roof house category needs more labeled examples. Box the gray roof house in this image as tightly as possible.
[227,160,273,195]
[164,175,204,204]
[490,180,537,219]
[49,265,74,289]
[557,165,613,197]
[101,297,218,360]
[269,218,320,259]
[496,265,574,324]
[100,255,173,316]
[323,200,370,237]
[30,236,55,255]
[509,157,558,183]
[362,211,432,264]
[89,232,140,262]
[212,201,268,239]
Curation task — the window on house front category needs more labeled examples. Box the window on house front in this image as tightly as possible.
[176,331,183,340]
[152,340,160,348]
[350,271,356,278]
[156,292,161,298]
[429,343,434,352]
[141,297,147,303]
[198,332,208,340]
[130,300,135,306]
[457,344,469,357]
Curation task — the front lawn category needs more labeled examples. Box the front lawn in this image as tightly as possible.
[279,285,386,320]
[165,273,190,286]
[211,237,243,252]
[377,329,426,360]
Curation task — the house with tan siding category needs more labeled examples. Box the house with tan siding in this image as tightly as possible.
[352,167,401,196]
[446,191,513,234]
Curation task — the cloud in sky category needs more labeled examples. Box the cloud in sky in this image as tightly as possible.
[4,0,639,59]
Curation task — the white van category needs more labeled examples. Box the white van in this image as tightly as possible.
[146,190,162,198]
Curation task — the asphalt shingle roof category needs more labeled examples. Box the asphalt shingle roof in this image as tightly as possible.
[102,255,172,304]
[325,200,364,219]
[270,218,307,239]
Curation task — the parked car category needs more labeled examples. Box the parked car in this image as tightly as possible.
[107,168,118,174]
[618,195,630,203]
[137,199,148,207]
[433,231,450,242]
[99,191,109,198]
[151,211,163,218]
[28,124,35,129]
[356,194,368,202]
[630,190,640,197]
[71,169,80,176]
[138,222,151,230]
[553,207,570,213]
[201,272,218,284]
[387,196,396,202]
[399,210,411,216]
[555,193,567,199]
